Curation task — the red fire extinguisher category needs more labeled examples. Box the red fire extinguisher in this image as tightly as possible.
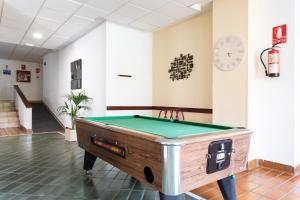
[260,45,281,77]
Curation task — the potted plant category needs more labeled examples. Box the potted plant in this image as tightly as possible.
[58,91,91,141]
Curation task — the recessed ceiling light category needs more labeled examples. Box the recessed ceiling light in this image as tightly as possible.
[190,3,202,11]
[33,32,43,40]
[25,43,34,47]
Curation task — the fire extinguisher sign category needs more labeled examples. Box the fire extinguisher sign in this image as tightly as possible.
[272,24,287,45]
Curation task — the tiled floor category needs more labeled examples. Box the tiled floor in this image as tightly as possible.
[1,133,300,200]
[0,133,199,200]
[192,165,300,200]
[0,128,30,137]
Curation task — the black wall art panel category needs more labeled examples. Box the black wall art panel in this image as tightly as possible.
[71,59,82,90]
[168,54,194,81]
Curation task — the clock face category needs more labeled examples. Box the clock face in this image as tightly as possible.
[214,36,245,71]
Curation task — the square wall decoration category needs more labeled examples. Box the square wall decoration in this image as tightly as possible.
[71,59,82,90]
[168,53,194,81]
[16,70,31,83]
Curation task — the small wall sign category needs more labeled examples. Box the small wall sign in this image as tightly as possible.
[3,65,11,75]
[168,53,194,81]
[272,24,287,45]
[21,64,26,70]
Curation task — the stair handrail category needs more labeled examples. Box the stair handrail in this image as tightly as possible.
[13,85,32,108]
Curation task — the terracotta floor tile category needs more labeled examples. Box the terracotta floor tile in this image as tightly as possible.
[198,188,222,199]
[193,166,300,200]
[261,190,287,199]
[238,192,261,200]
[282,194,300,200]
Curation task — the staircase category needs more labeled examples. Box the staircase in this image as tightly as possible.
[0,101,20,129]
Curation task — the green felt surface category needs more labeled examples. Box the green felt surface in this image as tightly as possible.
[84,116,235,139]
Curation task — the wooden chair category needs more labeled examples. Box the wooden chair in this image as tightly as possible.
[158,109,185,120]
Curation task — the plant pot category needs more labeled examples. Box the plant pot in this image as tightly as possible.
[65,128,77,142]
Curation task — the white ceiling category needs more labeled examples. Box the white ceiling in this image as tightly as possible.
[0,0,212,63]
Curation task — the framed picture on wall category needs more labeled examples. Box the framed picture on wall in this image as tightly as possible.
[71,59,82,90]
[16,70,31,83]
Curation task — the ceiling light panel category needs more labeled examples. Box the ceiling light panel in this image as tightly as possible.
[176,0,212,6]
[85,0,129,13]
[23,30,51,46]
[76,5,109,20]
[129,0,170,11]
[44,0,81,14]
[156,2,198,20]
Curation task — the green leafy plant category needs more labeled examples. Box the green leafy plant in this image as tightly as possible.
[57,91,92,129]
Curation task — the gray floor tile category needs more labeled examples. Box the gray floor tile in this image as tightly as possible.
[0,133,202,200]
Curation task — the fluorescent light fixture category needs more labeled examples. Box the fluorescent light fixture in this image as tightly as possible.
[33,32,43,39]
[190,3,202,11]
[67,0,82,5]
[25,43,34,47]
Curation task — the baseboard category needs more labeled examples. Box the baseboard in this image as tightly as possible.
[42,102,66,130]
[20,125,33,134]
[247,159,300,175]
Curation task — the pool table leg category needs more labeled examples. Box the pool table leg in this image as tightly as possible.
[217,175,237,200]
[83,151,97,175]
[159,192,185,200]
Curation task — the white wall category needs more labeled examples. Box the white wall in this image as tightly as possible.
[0,59,42,101]
[106,22,152,116]
[294,0,300,166]
[248,0,296,166]
[15,90,32,130]
[43,22,153,127]
[43,23,107,128]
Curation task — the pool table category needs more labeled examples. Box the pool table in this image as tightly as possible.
[75,115,251,200]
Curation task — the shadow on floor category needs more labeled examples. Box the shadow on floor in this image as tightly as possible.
[32,103,64,133]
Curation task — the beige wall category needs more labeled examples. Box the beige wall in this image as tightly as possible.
[0,59,42,101]
[212,0,248,127]
[152,12,213,123]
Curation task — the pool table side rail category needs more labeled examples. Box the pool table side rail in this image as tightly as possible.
[75,119,164,191]
[77,118,163,142]
[77,117,251,143]
[180,132,251,192]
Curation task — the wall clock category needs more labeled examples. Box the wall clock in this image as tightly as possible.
[213,36,245,71]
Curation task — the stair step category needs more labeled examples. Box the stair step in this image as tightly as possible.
[0,112,18,118]
[0,122,20,128]
[0,117,19,123]
[0,101,15,112]
[0,104,20,128]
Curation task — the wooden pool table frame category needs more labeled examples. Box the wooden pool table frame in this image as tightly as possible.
[75,117,251,199]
